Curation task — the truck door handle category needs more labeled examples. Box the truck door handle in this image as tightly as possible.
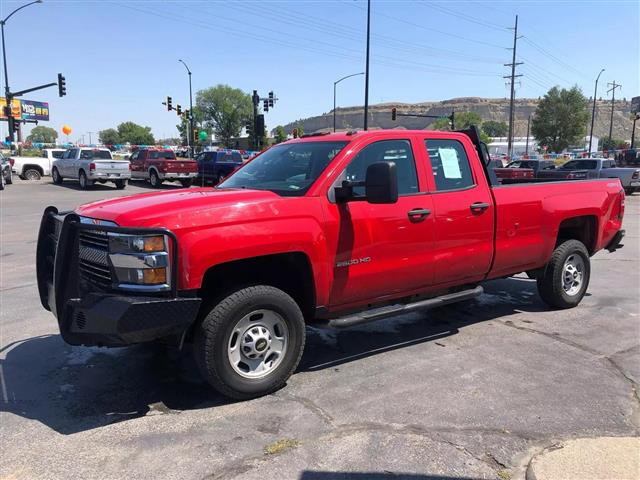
[408,208,431,221]
[470,202,490,213]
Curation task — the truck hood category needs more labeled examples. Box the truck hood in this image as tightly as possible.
[75,187,284,229]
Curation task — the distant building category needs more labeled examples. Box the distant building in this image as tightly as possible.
[488,137,537,156]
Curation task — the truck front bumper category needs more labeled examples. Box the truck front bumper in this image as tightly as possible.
[36,207,201,347]
[605,229,625,253]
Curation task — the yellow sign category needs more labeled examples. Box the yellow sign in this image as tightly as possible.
[0,97,21,119]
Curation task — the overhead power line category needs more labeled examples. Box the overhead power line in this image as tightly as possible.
[421,1,510,32]
[520,37,589,80]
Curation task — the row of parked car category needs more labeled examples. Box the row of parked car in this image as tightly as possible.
[3,147,245,190]
[490,158,640,195]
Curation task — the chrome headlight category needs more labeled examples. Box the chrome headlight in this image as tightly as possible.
[107,233,171,291]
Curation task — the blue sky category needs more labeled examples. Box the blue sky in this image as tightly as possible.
[3,0,639,141]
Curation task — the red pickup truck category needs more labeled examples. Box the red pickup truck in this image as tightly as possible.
[129,148,198,187]
[37,128,626,400]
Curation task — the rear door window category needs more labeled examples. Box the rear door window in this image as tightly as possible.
[424,139,475,192]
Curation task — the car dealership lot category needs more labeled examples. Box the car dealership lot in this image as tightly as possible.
[1,181,638,480]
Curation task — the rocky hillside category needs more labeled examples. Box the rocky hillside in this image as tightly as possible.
[282,97,635,140]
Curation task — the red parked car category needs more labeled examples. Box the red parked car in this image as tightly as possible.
[37,127,626,399]
[129,148,198,187]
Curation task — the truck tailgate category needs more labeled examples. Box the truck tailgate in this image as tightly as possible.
[94,160,130,175]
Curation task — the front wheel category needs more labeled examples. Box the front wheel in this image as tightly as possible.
[179,178,193,188]
[194,285,306,400]
[537,240,590,309]
[4,168,12,185]
[114,179,127,190]
[52,167,63,185]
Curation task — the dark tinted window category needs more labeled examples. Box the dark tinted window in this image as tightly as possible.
[561,160,597,170]
[425,139,475,192]
[80,149,112,160]
[149,150,176,159]
[220,141,348,196]
[217,151,242,163]
[344,139,418,196]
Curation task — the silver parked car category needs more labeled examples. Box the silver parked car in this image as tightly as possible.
[557,158,640,195]
[52,147,131,189]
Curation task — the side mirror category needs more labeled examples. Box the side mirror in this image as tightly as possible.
[365,161,398,204]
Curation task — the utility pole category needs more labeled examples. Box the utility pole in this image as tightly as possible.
[588,69,605,155]
[525,114,531,155]
[607,80,621,142]
[363,0,371,131]
[87,131,93,145]
[504,15,523,159]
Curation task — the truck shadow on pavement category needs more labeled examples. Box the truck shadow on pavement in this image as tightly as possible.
[300,473,483,480]
[1,277,545,435]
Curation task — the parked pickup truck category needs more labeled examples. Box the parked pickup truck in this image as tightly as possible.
[52,147,130,189]
[37,127,626,400]
[196,150,244,184]
[130,148,198,188]
[552,158,640,195]
[9,148,66,180]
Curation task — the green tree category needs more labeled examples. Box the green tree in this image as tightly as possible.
[431,111,490,143]
[99,128,120,146]
[196,85,253,148]
[294,122,305,137]
[531,86,589,153]
[116,122,155,146]
[274,125,287,144]
[27,126,58,143]
[481,120,508,137]
[599,137,626,151]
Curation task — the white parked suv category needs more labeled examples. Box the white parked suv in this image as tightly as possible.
[52,147,131,189]
[10,148,66,180]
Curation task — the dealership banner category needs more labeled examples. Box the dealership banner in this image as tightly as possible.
[20,100,49,121]
[0,98,50,121]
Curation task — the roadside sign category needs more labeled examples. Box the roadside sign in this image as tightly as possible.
[0,97,50,121]
[0,97,21,119]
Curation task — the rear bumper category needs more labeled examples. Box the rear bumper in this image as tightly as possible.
[158,172,198,180]
[605,229,625,253]
[88,172,131,181]
[36,208,201,347]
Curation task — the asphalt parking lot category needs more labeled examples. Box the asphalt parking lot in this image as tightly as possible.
[1,179,638,480]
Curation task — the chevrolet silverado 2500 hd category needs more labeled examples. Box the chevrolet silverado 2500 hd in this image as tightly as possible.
[37,128,626,399]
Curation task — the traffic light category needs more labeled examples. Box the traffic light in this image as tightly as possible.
[252,90,260,107]
[193,130,198,143]
[12,120,20,133]
[293,128,298,138]
[268,91,274,108]
[256,114,265,136]
[176,105,182,116]
[183,109,189,120]
[391,107,397,121]
[166,96,173,111]
[263,99,269,112]
[245,120,253,137]
[57,73,66,97]
[449,110,455,130]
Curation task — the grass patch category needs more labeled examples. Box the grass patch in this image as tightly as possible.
[497,470,511,480]
[264,438,300,455]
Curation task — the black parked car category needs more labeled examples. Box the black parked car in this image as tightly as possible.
[0,152,13,190]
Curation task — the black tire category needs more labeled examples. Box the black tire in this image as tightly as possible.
[537,239,590,309]
[78,170,92,189]
[624,187,635,196]
[52,167,63,185]
[149,170,162,188]
[4,168,12,184]
[179,178,193,188]
[23,168,41,181]
[0,172,4,190]
[114,179,127,190]
[194,285,306,400]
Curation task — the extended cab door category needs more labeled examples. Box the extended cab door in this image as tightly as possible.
[129,151,141,178]
[417,135,494,285]
[325,137,436,308]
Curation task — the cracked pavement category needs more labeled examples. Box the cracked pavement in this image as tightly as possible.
[1,182,638,480]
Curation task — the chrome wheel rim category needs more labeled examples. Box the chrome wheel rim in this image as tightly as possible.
[562,254,584,296]
[26,170,40,180]
[227,309,289,379]
[79,173,86,188]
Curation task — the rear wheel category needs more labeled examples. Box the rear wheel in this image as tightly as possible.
[52,167,63,185]
[149,170,162,188]
[179,178,193,188]
[23,168,41,181]
[537,240,590,309]
[78,170,93,189]
[4,167,12,184]
[114,179,127,190]
[194,285,306,400]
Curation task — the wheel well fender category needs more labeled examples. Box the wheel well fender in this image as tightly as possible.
[556,215,598,255]
[22,164,44,175]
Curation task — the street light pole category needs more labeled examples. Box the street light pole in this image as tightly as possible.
[588,68,605,155]
[333,72,364,132]
[363,0,371,131]
[178,59,194,158]
[1,0,43,144]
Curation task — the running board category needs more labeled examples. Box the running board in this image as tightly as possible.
[327,286,484,329]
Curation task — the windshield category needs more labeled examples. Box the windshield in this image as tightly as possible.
[149,150,176,159]
[561,160,596,170]
[80,149,112,160]
[219,141,348,196]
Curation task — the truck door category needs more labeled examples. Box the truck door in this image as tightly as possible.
[129,151,141,178]
[419,137,494,285]
[325,137,436,308]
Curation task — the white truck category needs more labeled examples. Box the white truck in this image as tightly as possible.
[10,148,66,180]
[52,147,131,189]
